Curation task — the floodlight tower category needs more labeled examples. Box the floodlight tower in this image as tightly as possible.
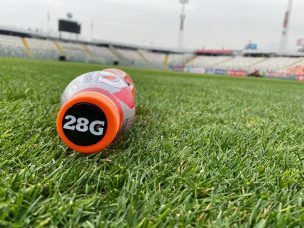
[178,0,189,50]
[280,0,294,53]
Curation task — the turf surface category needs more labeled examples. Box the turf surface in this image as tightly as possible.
[1,58,304,226]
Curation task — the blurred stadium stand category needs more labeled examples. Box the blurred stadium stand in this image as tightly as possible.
[2,28,304,80]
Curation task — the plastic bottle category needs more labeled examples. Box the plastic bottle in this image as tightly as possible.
[57,69,135,154]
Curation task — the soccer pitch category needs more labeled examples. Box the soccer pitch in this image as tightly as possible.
[1,58,304,226]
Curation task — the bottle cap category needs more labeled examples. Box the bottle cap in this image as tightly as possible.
[57,91,120,154]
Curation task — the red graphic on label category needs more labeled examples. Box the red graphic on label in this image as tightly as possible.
[114,88,135,109]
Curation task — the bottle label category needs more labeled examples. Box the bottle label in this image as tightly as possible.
[62,103,108,146]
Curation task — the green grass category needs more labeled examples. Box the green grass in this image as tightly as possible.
[1,58,304,227]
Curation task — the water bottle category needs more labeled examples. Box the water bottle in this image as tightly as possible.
[57,69,135,154]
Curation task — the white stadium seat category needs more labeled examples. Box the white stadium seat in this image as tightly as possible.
[187,56,232,68]
[27,38,59,60]
[0,35,27,58]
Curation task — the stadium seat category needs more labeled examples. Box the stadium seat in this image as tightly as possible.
[0,35,28,58]
[138,50,167,68]
[115,48,147,67]
[186,56,232,68]
[26,38,59,60]
[253,57,300,72]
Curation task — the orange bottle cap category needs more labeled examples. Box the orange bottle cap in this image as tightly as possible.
[57,91,120,154]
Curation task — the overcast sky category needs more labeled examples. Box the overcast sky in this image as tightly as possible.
[0,0,304,50]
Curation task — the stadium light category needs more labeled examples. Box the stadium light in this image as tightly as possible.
[280,0,294,53]
[178,0,189,50]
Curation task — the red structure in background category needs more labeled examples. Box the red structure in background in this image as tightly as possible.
[285,66,304,78]
[227,70,247,77]
[195,49,233,55]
